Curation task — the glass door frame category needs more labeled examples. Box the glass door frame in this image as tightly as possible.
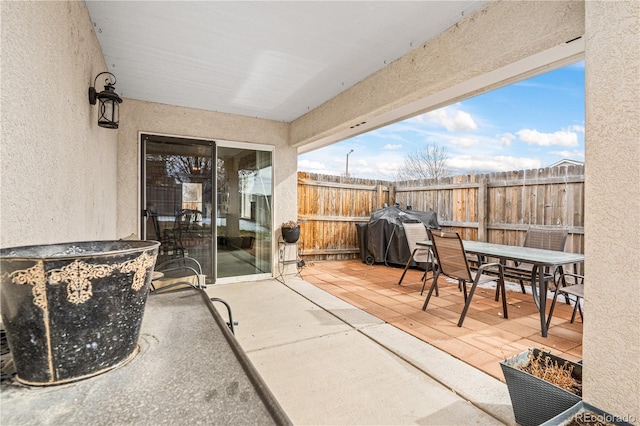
[214,139,274,284]
[139,132,274,284]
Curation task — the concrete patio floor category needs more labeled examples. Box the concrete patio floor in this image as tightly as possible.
[207,276,519,425]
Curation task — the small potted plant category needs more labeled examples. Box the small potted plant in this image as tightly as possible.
[281,220,300,243]
[500,348,582,426]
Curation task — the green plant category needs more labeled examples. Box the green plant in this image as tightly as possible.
[281,220,298,229]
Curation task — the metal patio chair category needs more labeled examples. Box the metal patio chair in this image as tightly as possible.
[151,256,206,293]
[151,257,237,334]
[397,222,436,295]
[422,229,508,327]
[546,272,584,328]
[505,227,568,294]
[149,209,185,259]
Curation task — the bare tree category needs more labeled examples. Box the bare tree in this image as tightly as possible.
[396,143,450,182]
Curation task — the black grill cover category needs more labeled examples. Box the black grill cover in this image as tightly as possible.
[365,205,439,266]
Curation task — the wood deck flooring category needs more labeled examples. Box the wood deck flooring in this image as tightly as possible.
[302,259,583,381]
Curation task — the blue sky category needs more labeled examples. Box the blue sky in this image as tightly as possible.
[298,61,585,180]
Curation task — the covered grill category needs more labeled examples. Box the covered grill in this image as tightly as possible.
[357,205,439,266]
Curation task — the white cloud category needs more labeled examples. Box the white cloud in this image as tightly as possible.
[516,128,579,147]
[345,152,406,179]
[383,144,403,150]
[549,149,585,159]
[421,106,478,132]
[449,137,479,148]
[297,158,335,175]
[448,155,541,173]
[364,130,410,142]
[499,132,516,146]
[372,159,405,178]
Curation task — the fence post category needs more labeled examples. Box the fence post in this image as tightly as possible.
[477,179,488,241]
[375,184,384,208]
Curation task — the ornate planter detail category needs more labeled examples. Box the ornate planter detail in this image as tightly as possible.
[0,240,160,386]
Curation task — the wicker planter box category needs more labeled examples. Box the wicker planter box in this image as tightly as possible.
[541,401,634,426]
[500,348,582,426]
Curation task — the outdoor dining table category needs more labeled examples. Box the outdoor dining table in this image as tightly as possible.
[417,239,585,337]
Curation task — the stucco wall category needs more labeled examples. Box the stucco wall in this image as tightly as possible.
[115,99,295,260]
[1,1,118,247]
[584,0,640,419]
[2,0,639,418]
[290,0,585,147]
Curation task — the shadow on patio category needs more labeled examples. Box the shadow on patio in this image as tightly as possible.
[302,259,583,381]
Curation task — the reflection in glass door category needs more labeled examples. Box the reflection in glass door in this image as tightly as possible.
[216,145,272,279]
[142,135,215,280]
[142,135,273,282]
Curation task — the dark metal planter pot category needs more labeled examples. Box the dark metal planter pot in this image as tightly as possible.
[500,348,582,426]
[282,226,300,243]
[540,401,634,426]
[0,240,160,386]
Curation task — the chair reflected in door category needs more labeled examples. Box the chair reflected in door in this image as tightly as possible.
[149,209,184,259]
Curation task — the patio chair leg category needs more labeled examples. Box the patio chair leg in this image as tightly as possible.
[570,303,579,323]
[420,273,436,296]
[420,262,438,295]
[458,280,478,327]
[546,288,561,330]
[571,301,584,323]
[397,257,412,285]
[499,277,508,319]
[422,272,440,311]
[398,250,418,285]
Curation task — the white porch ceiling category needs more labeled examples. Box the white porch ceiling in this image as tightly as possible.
[84,1,487,122]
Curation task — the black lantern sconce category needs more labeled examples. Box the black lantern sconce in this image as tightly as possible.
[88,72,123,129]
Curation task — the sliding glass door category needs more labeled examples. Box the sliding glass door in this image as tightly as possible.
[141,134,272,282]
[216,144,272,279]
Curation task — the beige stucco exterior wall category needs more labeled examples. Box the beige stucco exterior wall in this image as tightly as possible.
[2,0,640,418]
[290,0,585,147]
[1,1,118,248]
[584,0,640,419]
[116,99,295,262]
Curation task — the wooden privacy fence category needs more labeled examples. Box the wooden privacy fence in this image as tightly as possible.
[297,165,584,263]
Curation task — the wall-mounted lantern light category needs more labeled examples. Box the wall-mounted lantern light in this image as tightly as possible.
[88,72,123,129]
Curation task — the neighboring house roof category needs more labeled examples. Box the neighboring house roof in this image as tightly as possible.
[548,159,584,168]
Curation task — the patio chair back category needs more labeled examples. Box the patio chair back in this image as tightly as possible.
[523,227,568,252]
[506,227,569,294]
[427,229,472,282]
[397,222,435,291]
[402,222,431,263]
